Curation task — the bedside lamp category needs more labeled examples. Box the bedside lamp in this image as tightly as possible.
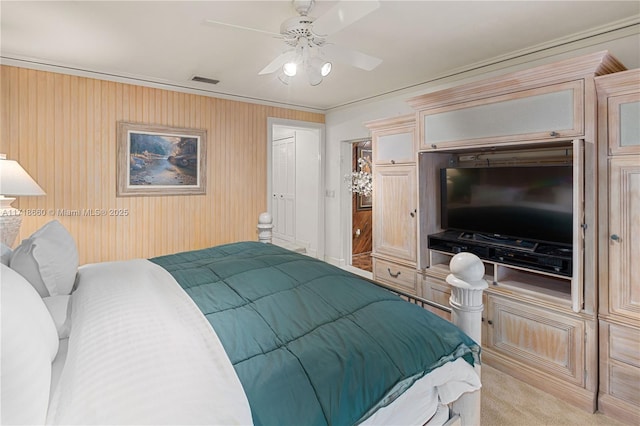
[0,154,46,247]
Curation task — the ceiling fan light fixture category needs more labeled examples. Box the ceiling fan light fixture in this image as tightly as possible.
[283,61,298,77]
[207,0,383,87]
[320,61,332,77]
[307,70,323,86]
[308,56,331,80]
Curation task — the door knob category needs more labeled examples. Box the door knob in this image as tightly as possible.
[611,234,620,242]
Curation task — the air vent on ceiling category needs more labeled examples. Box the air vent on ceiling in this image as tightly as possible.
[191,76,220,85]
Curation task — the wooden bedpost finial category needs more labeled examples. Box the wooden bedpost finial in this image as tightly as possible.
[257,212,273,244]
[446,252,487,426]
[446,252,488,343]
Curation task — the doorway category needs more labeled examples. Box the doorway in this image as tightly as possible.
[267,118,324,259]
[340,137,373,277]
[350,140,373,272]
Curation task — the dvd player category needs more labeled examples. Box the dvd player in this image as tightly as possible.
[428,231,572,277]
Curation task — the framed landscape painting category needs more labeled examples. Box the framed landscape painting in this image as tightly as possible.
[117,122,207,196]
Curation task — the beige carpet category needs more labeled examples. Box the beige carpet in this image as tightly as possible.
[481,364,625,426]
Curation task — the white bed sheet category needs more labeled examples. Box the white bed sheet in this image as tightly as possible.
[47,258,479,425]
[49,338,68,401]
[361,357,480,425]
[46,259,253,425]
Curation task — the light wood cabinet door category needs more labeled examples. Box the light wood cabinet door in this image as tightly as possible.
[419,81,583,151]
[366,114,416,165]
[373,165,417,262]
[373,128,415,165]
[608,92,640,156]
[486,295,585,386]
[607,156,640,321]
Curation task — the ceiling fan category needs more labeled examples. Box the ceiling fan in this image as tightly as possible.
[204,0,383,85]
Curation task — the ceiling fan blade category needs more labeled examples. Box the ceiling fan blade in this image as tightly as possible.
[311,0,380,37]
[258,50,296,75]
[202,19,282,37]
[323,44,382,71]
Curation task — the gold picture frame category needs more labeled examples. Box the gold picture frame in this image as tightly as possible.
[117,122,207,196]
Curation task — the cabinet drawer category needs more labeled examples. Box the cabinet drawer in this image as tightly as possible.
[609,361,640,406]
[609,323,640,368]
[421,275,453,322]
[374,259,418,295]
[422,275,451,308]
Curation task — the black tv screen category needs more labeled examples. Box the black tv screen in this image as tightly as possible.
[441,166,573,246]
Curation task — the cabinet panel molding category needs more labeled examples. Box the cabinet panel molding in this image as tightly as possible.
[597,70,640,155]
[608,157,640,321]
[487,295,585,386]
[613,94,640,153]
[421,82,582,150]
[609,362,640,406]
[374,131,415,164]
[367,114,416,165]
[422,275,452,308]
[373,165,417,262]
[609,322,640,368]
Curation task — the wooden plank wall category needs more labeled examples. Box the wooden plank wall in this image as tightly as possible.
[0,66,324,264]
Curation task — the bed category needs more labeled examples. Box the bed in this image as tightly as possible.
[1,219,484,425]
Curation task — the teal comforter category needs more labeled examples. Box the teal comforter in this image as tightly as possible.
[150,241,479,425]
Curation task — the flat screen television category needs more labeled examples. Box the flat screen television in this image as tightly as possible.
[440,165,573,247]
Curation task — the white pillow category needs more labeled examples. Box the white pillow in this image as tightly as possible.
[43,295,72,339]
[10,220,79,296]
[1,263,59,425]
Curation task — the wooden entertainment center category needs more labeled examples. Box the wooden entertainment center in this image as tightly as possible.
[366,51,639,423]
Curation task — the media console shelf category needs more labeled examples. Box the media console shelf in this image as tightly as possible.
[428,231,573,277]
[427,248,573,305]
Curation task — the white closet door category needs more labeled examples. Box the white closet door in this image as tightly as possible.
[272,136,296,241]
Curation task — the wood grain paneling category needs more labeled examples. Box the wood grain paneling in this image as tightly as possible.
[0,66,324,264]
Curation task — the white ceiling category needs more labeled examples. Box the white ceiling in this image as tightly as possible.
[1,1,639,111]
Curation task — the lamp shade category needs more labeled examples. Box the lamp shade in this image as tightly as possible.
[0,156,45,196]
